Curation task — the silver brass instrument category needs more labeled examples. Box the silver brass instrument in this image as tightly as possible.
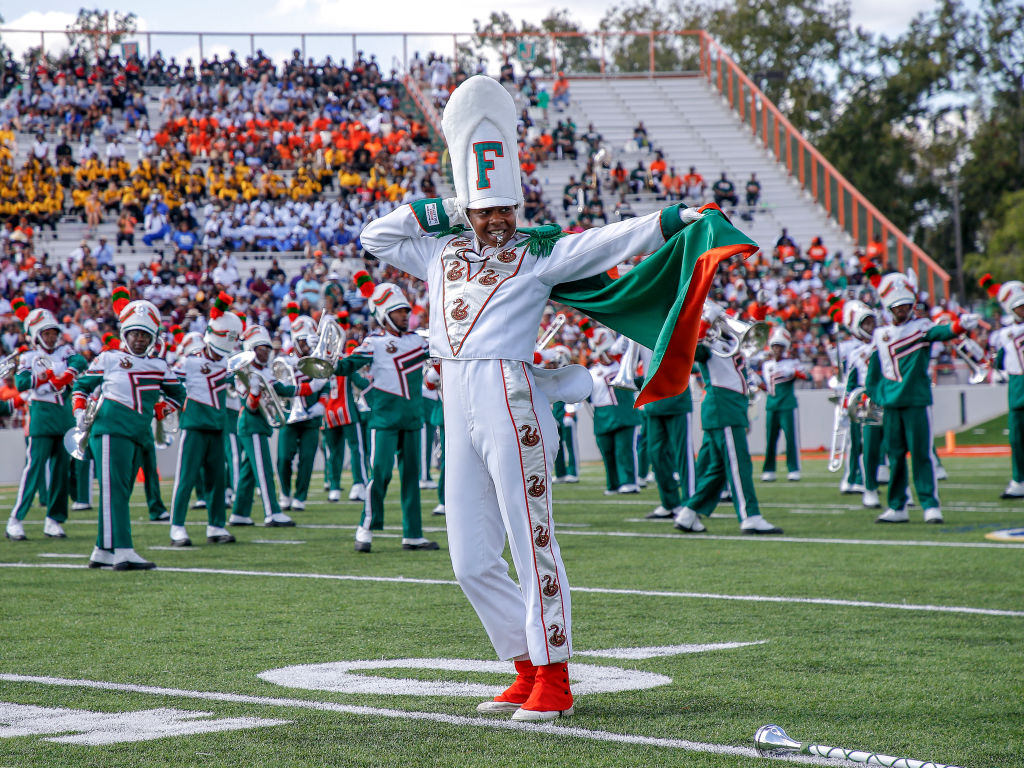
[827,388,849,473]
[755,723,965,768]
[610,337,641,391]
[953,337,989,385]
[846,385,883,426]
[227,350,287,428]
[298,314,344,379]
[64,393,104,460]
[0,349,22,378]
[705,315,769,358]
[274,357,312,425]
[153,406,179,450]
[32,355,54,378]
[535,313,567,351]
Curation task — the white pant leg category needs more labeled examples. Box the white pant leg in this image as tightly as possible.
[442,359,571,665]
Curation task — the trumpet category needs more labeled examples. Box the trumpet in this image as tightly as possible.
[846,386,883,426]
[298,314,344,379]
[704,315,769,358]
[535,313,567,351]
[0,349,22,378]
[64,394,104,460]
[228,351,288,428]
[153,404,179,450]
[953,337,989,385]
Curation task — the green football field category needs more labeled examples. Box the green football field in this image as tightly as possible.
[1,456,1022,768]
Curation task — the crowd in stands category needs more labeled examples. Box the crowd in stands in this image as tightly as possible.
[0,46,985,429]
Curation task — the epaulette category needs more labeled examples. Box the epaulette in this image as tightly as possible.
[433,224,467,239]
[518,225,568,258]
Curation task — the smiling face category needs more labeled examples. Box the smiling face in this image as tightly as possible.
[466,205,517,249]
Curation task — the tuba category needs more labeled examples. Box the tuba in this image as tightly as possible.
[297,314,344,379]
[705,315,769,358]
[64,393,104,460]
[227,350,288,427]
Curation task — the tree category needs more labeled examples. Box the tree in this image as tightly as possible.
[471,10,599,76]
[65,8,137,59]
[964,189,1024,282]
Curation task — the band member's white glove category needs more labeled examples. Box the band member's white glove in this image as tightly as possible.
[959,313,981,331]
[75,409,87,430]
[248,374,263,397]
[679,207,705,225]
[442,197,468,227]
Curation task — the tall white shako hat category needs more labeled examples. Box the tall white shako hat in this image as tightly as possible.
[768,327,791,349]
[877,272,916,310]
[354,270,410,333]
[441,75,524,214]
[842,300,877,341]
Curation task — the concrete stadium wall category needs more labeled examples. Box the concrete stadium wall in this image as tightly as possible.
[0,383,1011,484]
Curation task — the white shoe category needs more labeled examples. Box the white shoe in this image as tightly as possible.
[348,483,366,501]
[862,489,881,508]
[170,525,192,547]
[511,705,574,722]
[617,484,639,494]
[645,505,674,519]
[936,466,948,480]
[1001,480,1024,499]
[786,471,801,481]
[432,504,446,516]
[876,466,890,483]
[603,489,617,496]
[740,515,783,534]
[923,507,944,524]
[327,490,341,502]
[354,525,373,553]
[228,514,254,525]
[113,548,156,570]
[839,479,865,494]
[673,506,706,533]
[418,479,438,489]
[645,471,655,483]
[278,495,292,510]
[761,471,777,482]
[88,546,114,568]
[191,499,207,509]
[43,517,67,538]
[563,474,579,483]
[290,499,305,511]
[637,478,648,488]
[71,501,92,511]
[5,517,26,541]
[265,512,295,527]
[875,508,909,523]
[206,525,236,543]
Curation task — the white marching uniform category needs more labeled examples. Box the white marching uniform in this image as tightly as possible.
[361,203,680,664]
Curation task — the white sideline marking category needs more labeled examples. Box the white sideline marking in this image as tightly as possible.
[148,546,199,552]
[251,540,306,545]
[2,563,1021,617]
[0,674,834,765]
[38,553,88,559]
[577,641,767,659]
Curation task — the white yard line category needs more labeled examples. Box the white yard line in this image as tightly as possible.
[2,563,1021,618]
[0,673,842,766]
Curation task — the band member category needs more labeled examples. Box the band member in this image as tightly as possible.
[359,76,752,721]
[640,363,695,519]
[546,346,580,484]
[584,326,641,495]
[674,302,783,535]
[6,301,88,541]
[276,314,328,512]
[322,339,370,503]
[760,327,807,482]
[423,363,447,514]
[72,295,186,569]
[230,326,301,527]
[168,292,242,546]
[223,314,246,507]
[983,278,1024,498]
[420,360,441,491]
[838,300,883,507]
[336,274,436,553]
[865,272,978,523]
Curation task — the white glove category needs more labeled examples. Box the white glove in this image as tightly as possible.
[442,197,467,227]
[309,377,328,393]
[307,401,325,418]
[562,416,574,427]
[75,410,87,430]
[679,207,705,225]
[248,375,263,397]
[958,313,980,331]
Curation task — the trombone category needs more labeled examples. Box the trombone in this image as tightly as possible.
[535,313,566,351]
[298,314,344,379]
[227,350,288,428]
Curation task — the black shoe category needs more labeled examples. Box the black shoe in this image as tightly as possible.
[113,559,156,571]
[741,526,784,535]
[171,538,192,547]
[645,507,674,519]
[207,534,236,544]
[402,540,440,551]
[44,531,68,539]
[5,531,27,541]
[354,541,371,553]
[88,559,111,569]
[150,511,170,521]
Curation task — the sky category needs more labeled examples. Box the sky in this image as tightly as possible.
[1,0,942,68]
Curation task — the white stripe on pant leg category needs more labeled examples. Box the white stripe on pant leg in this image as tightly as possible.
[926,406,939,506]
[12,436,34,516]
[361,430,376,528]
[355,425,367,479]
[101,435,112,550]
[169,429,188,513]
[229,433,240,485]
[87,456,94,506]
[420,427,429,480]
[685,413,696,498]
[630,426,640,484]
[252,435,273,518]
[794,408,802,471]
[723,428,749,521]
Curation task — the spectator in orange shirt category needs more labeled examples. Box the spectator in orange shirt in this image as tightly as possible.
[552,72,570,111]
[662,166,683,201]
[682,166,705,201]
[807,236,828,263]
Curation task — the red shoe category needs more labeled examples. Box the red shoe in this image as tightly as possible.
[476,659,537,713]
[511,662,574,721]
